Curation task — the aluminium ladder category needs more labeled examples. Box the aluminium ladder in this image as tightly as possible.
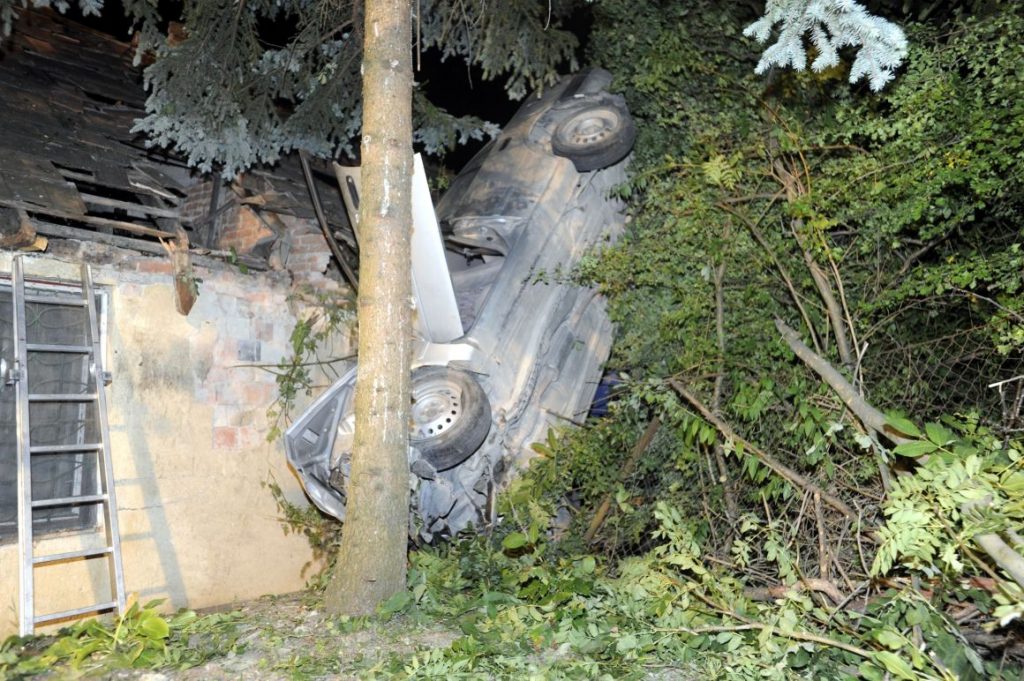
[11,257,126,635]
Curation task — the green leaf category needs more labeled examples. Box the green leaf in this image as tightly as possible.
[873,651,916,679]
[379,590,413,617]
[858,661,886,681]
[615,633,638,652]
[502,533,528,550]
[892,441,939,457]
[885,415,922,439]
[924,423,953,446]
[904,605,928,627]
[136,612,170,640]
[530,441,552,457]
[874,628,904,649]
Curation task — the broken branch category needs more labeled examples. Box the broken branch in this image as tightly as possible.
[745,577,844,604]
[667,378,858,522]
[584,417,661,543]
[774,318,911,446]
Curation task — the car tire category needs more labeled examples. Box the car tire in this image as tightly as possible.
[410,365,491,471]
[551,96,636,172]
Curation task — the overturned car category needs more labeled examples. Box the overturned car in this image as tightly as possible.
[284,68,635,540]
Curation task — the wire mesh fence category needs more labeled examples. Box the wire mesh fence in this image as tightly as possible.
[861,294,1024,435]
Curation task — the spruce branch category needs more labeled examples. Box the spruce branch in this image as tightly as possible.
[745,0,908,91]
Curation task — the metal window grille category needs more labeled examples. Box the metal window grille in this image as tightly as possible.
[0,279,107,541]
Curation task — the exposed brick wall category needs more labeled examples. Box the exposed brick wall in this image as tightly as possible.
[283,219,333,286]
[180,177,347,295]
[200,277,348,451]
[108,255,287,451]
[274,214,347,296]
[217,205,276,256]
[179,180,213,228]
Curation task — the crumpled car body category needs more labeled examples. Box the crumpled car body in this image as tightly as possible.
[285,68,634,540]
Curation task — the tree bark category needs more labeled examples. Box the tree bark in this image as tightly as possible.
[325,0,413,616]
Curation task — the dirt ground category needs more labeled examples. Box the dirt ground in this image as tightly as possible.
[106,592,459,680]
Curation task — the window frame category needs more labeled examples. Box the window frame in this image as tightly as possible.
[0,274,109,543]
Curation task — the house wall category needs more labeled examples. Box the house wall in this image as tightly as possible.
[0,245,352,637]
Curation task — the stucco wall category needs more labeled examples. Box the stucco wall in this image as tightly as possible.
[0,248,350,636]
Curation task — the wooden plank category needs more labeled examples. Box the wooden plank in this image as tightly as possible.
[127,168,182,201]
[30,219,169,255]
[0,158,86,215]
[79,193,180,220]
[58,169,180,204]
[0,199,175,240]
[131,162,188,190]
[28,219,267,271]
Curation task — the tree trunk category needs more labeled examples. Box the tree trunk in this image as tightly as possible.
[324,0,413,616]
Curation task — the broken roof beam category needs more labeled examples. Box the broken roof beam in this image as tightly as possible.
[27,218,267,271]
[78,193,180,220]
[0,199,179,241]
[57,168,181,205]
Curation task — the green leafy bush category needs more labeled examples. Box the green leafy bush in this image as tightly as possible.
[0,601,242,678]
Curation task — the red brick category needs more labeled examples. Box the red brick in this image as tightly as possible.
[136,259,173,275]
[243,382,272,406]
[213,426,238,449]
[215,207,275,255]
[291,233,328,250]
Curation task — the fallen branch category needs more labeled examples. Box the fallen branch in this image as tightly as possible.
[716,201,823,356]
[655,603,872,659]
[668,379,857,522]
[584,418,661,543]
[975,533,1024,590]
[775,319,911,446]
[964,498,1024,590]
[803,247,854,367]
[745,577,844,604]
[656,622,872,658]
[779,319,1024,590]
[711,257,739,524]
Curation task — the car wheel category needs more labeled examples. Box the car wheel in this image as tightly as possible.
[410,366,491,471]
[551,97,636,172]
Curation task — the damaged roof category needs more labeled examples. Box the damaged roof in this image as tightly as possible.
[0,9,349,257]
[0,9,190,249]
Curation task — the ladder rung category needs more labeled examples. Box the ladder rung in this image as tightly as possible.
[34,601,117,625]
[26,343,92,353]
[30,443,103,454]
[28,393,97,402]
[23,293,86,307]
[32,493,107,509]
[33,546,112,565]
[14,260,127,637]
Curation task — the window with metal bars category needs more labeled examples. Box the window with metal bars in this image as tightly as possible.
[0,280,106,541]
